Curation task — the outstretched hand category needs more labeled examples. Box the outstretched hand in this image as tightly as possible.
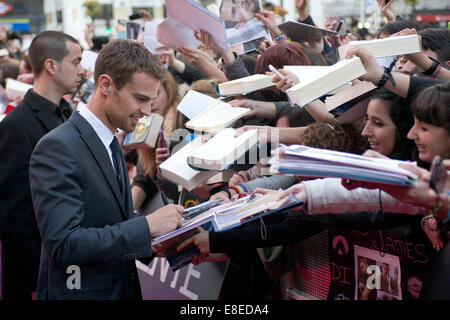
[377,0,396,23]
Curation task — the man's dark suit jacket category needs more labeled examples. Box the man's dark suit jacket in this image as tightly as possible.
[29,111,153,300]
[0,89,67,299]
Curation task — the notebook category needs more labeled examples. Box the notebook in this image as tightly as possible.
[270,145,418,186]
[338,34,421,59]
[122,113,164,149]
[159,136,219,191]
[285,57,367,107]
[187,128,258,171]
[217,74,275,96]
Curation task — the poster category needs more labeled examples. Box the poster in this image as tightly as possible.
[354,245,401,300]
[218,0,269,47]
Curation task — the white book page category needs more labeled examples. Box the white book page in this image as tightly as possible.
[186,101,249,130]
[177,90,219,120]
[156,17,201,50]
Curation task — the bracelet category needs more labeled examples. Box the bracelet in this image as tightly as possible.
[432,64,443,78]
[376,64,397,88]
[423,56,440,76]
[428,200,443,216]
[222,188,232,199]
[275,32,291,43]
[229,184,248,195]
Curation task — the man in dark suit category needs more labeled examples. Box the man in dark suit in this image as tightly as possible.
[0,31,84,299]
[29,39,183,300]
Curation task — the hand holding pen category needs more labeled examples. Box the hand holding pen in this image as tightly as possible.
[267,64,299,93]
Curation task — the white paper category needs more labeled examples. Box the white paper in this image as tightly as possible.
[143,21,165,54]
[156,18,201,50]
[177,90,218,120]
[81,50,98,73]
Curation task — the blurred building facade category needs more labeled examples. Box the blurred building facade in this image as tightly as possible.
[0,0,447,49]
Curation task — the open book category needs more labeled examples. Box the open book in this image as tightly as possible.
[338,34,421,59]
[217,74,275,96]
[270,145,417,186]
[159,136,219,191]
[184,96,251,133]
[325,80,377,124]
[122,113,164,148]
[157,0,228,51]
[5,78,33,99]
[285,57,367,107]
[278,20,337,43]
[188,128,259,171]
[212,191,303,232]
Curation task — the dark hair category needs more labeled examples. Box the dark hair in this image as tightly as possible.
[92,36,110,52]
[240,54,257,75]
[94,39,166,90]
[303,47,329,66]
[378,20,421,38]
[21,54,32,73]
[285,106,315,127]
[28,31,79,76]
[0,62,20,87]
[419,28,450,66]
[254,41,310,101]
[8,31,21,41]
[370,88,416,160]
[411,82,450,134]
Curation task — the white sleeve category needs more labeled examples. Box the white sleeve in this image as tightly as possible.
[303,178,425,215]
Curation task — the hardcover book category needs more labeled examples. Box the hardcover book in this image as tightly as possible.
[338,34,421,59]
[217,74,275,97]
[122,113,164,149]
[187,128,259,171]
[285,57,367,107]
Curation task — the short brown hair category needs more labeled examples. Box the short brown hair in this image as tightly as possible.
[28,31,79,76]
[94,39,166,90]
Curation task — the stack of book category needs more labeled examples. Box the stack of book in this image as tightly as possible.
[270,145,417,186]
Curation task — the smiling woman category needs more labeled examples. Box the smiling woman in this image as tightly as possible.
[362,88,416,160]
[407,82,450,165]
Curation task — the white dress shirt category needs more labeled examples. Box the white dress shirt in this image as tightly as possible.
[78,103,116,171]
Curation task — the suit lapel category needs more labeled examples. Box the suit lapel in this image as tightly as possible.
[26,100,60,133]
[69,112,128,220]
